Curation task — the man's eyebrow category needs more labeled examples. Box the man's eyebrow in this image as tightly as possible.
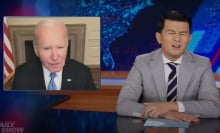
[179,31,188,33]
[166,29,175,32]
[166,29,188,33]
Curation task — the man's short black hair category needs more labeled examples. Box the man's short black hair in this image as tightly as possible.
[157,11,192,33]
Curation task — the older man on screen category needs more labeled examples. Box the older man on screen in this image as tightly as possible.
[12,20,96,90]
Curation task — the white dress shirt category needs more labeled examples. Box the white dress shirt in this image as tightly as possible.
[162,54,185,112]
[42,65,63,90]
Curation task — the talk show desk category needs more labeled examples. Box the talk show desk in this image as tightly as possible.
[30,110,220,133]
[37,88,220,133]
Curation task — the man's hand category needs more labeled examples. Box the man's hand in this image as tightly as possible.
[161,111,199,123]
[142,102,178,118]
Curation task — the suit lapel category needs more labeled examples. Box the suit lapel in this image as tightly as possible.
[178,52,194,100]
[61,71,71,89]
[33,59,46,90]
[150,49,167,101]
[37,69,46,90]
[61,60,72,90]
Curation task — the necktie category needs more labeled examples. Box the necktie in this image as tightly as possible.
[48,73,57,90]
[167,62,177,102]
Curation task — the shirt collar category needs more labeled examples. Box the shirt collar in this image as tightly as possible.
[42,65,63,78]
[162,54,183,65]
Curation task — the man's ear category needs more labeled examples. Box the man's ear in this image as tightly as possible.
[155,32,161,45]
[33,45,39,57]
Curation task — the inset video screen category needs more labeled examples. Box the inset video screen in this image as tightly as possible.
[4,17,100,91]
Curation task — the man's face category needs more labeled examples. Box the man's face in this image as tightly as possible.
[156,20,192,61]
[34,25,68,73]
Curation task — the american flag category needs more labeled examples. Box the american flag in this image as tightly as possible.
[4,17,15,84]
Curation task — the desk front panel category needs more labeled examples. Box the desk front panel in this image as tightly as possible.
[1,90,220,133]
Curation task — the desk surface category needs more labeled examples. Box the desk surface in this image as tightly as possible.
[43,88,120,112]
[117,116,220,133]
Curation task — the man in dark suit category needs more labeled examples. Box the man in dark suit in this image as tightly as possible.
[12,20,96,90]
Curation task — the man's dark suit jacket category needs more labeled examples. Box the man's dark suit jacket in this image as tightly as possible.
[12,58,97,90]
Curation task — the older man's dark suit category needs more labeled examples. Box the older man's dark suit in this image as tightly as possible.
[12,58,96,90]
